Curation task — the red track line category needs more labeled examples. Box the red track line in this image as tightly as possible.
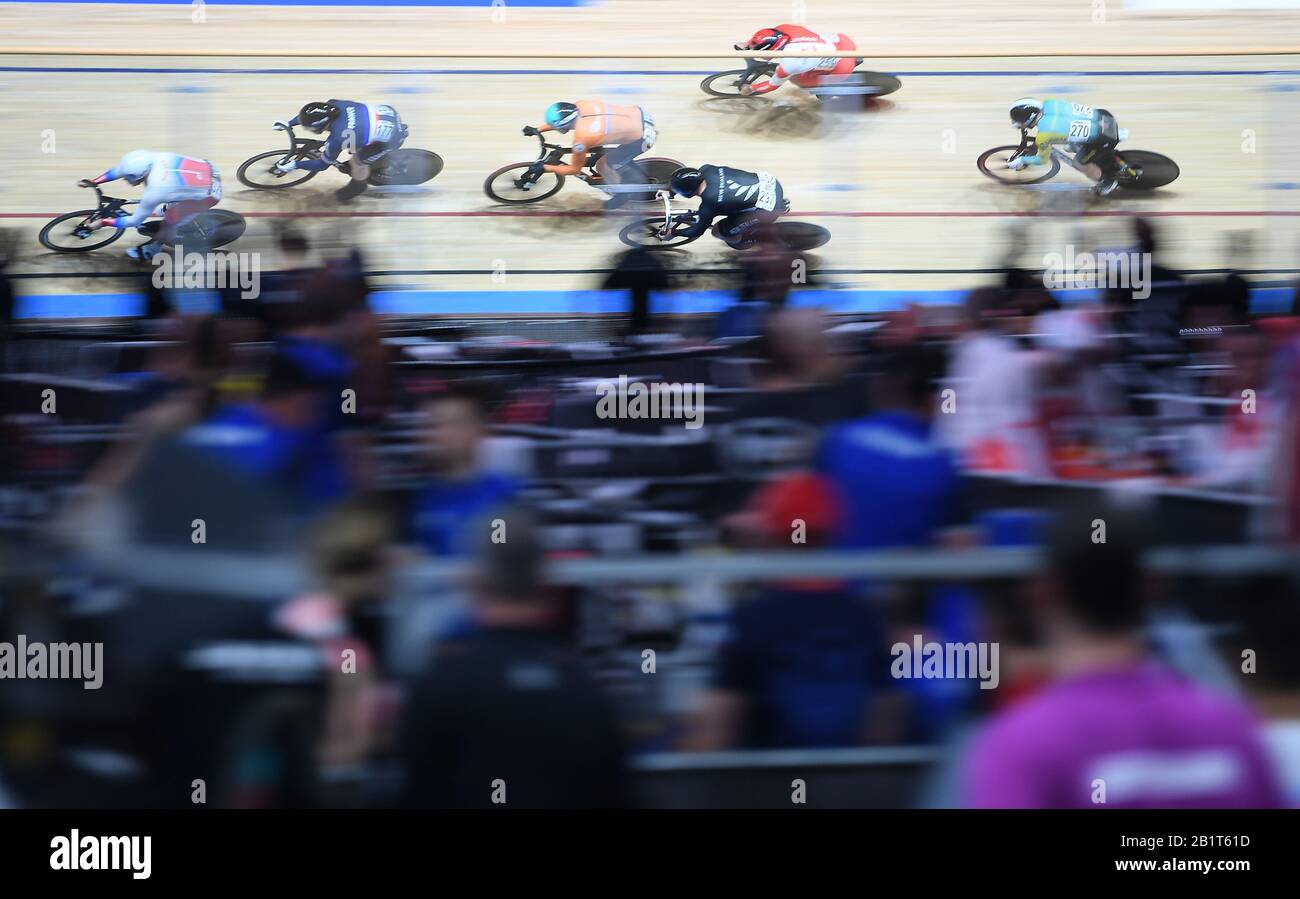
[5,209,1300,219]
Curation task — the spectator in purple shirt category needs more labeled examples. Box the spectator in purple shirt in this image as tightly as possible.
[963,499,1285,808]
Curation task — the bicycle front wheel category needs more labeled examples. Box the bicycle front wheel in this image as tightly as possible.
[618,218,699,250]
[484,162,565,204]
[237,150,318,190]
[977,146,1061,185]
[39,211,125,252]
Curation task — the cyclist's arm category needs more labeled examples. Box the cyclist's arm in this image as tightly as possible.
[84,168,121,186]
[297,131,345,172]
[1024,128,1065,165]
[748,67,785,94]
[110,187,166,228]
[547,148,588,176]
[679,201,716,239]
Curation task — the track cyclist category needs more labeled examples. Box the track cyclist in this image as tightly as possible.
[523,100,658,209]
[273,99,409,201]
[734,25,861,96]
[667,165,789,249]
[77,150,222,262]
[1007,97,1126,196]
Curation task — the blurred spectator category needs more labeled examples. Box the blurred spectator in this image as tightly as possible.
[1186,321,1278,491]
[936,288,1057,475]
[1126,217,1187,356]
[713,228,813,340]
[399,507,629,808]
[685,472,900,749]
[410,384,522,557]
[275,496,399,770]
[601,246,669,338]
[183,350,349,513]
[726,307,867,434]
[963,499,1285,808]
[1232,574,1300,807]
[816,343,966,550]
[755,307,843,391]
[232,224,318,329]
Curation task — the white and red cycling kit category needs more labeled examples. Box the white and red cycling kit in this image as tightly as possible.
[88,152,222,229]
[751,25,859,94]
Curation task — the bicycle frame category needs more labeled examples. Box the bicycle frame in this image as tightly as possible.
[78,187,136,230]
[522,132,652,195]
[1013,126,1132,181]
[273,124,326,167]
[649,189,697,240]
[740,59,779,80]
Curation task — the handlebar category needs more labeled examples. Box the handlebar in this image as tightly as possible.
[84,185,134,211]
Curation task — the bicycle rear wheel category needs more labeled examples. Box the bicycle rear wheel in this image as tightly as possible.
[370,149,444,185]
[977,146,1061,185]
[617,157,683,203]
[1116,150,1180,190]
[39,211,125,252]
[484,162,565,204]
[172,210,247,250]
[809,71,901,98]
[773,221,831,251]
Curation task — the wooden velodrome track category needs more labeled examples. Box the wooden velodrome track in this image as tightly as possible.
[3,1,1300,316]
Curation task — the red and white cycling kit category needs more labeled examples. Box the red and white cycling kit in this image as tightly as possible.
[89,152,222,229]
[749,25,859,94]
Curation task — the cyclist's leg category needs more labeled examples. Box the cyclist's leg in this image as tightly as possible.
[715,212,764,249]
[158,197,218,249]
[829,35,858,81]
[601,142,641,186]
[1093,110,1122,176]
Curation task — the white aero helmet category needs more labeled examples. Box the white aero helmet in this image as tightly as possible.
[117,150,157,185]
[1009,98,1044,129]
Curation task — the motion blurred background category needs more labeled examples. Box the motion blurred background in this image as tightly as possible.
[2,0,1300,809]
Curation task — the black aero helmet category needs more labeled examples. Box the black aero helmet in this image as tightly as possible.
[299,101,340,133]
[1009,98,1044,129]
[670,167,705,198]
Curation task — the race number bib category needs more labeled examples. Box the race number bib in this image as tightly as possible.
[1071,103,1094,116]
[1068,119,1092,139]
[641,111,657,150]
[754,171,778,211]
[373,121,395,143]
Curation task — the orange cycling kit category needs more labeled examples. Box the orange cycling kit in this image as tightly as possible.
[539,100,656,178]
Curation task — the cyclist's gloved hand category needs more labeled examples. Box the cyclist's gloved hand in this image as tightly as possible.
[77,179,96,188]
[273,120,291,132]
[522,126,540,137]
